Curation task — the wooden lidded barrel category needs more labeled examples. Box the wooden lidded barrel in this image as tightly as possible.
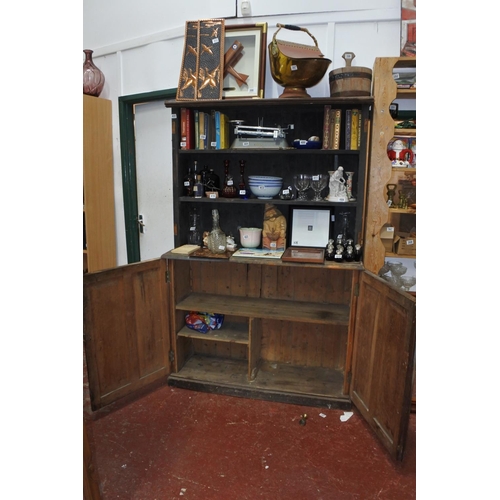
[329,52,372,97]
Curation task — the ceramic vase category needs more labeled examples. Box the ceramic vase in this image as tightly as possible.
[83,49,105,97]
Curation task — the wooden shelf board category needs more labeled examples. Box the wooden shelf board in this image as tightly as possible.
[176,293,350,326]
[389,208,416,214]
[169,354,349,403]
[177,322,248,344]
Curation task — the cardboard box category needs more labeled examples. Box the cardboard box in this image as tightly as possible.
[380,224,395,252]
[394,231,416,256]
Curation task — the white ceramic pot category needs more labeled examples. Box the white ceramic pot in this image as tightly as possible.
[239,227,262,248]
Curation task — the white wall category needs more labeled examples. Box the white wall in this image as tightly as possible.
[83,0,403,265]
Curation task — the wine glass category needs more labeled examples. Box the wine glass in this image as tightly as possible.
[310,174,328,201]
[400,275,416,292]
[294,174,310,201]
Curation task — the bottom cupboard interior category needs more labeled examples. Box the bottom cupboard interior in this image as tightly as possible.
[167,257,357,407]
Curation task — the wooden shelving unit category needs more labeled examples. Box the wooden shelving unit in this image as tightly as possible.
[363,57,416,274]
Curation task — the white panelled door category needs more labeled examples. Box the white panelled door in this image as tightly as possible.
[134,101,175,260]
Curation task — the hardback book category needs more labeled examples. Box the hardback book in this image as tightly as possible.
[198,111,206,149]
[350,109,359,150]
[220,113,230,149]
[194,110,200,150]
[215,110,221,149]
[180,108,194,150]
[329,109,342,150]
[357,110,362,150]
[344,109,352,150]
[208,110,216,149]
[322,105,331,149]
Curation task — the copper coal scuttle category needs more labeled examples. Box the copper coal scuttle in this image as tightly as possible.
[268,23,331,98]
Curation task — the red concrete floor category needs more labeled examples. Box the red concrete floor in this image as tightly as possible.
[85,384,416,500]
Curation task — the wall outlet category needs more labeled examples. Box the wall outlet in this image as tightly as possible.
[241,0,251,16]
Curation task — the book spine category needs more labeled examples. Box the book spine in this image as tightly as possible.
[357,110,362,150]
[220,113,229,149]
[180,108,194,150]
[331,109,341,150]
[322,105,331,150]
[215,111,221,150]
[199,111,205,150]
[350,109,359,150]
[204,111,210,150]
[194,110,200,150]
[345,109,352,150]
[209,110,216,149]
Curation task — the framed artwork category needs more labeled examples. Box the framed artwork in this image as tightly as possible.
[223,23,267,99]
[289,208,332,248]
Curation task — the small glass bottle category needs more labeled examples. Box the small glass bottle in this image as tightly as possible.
[192,160,199,192]
[207,168,220,191]
[188,206,202,245]
[354,243,362,262]
[183,165,194,197]
[222,160,237,198]
[238,160,248,199]
[207,209,227,254]
[194,174,204,198]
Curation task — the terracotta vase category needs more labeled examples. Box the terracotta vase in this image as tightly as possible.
[83,49,105,97]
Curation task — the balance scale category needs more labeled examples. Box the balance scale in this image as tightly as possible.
[230,120,294,149]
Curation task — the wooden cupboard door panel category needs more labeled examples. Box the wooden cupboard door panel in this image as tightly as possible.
[84,259,170,410]
[351,271,415,461]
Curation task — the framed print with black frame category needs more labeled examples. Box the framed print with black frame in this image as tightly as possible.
[222,23,267,99]
[282,207,332,263]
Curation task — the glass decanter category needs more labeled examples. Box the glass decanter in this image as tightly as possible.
[207,209,227,254]
[222,160,237,198]
[188,206,202,245]
[238,160,248,199]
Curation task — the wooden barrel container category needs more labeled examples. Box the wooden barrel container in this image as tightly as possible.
[329,52,372,97]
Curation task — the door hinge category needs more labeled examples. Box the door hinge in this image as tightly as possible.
[165,270,170,283]
[354,282,359,297]
[169,350,175,362]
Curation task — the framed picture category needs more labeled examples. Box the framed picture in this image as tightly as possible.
[289,208,332,248]
[223,23,267,99]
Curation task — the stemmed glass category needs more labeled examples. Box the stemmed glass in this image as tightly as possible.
[310,174,328,201]
[294,174,310,201]
[400,275,416,292]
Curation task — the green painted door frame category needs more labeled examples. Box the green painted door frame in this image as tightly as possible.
[119,88,177,263]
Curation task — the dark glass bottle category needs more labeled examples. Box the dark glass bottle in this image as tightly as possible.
[354,243,362,262]
[238,160,248,199]
[201,164,210,187]
[183,165,194,197]
[206,168,220,191]
[222,160,237,198]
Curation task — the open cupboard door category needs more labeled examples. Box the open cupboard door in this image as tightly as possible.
[83,259,171,410]
[350,271,416,461]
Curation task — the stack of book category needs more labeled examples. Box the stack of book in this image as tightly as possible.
[180,108,230,150]
[322,105,362,150]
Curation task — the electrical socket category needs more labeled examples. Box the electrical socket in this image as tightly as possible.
[241,0,251,16]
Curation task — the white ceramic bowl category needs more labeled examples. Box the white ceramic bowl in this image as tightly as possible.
[248,176,282,181]
[239,227,262,248]
[248,182,282,199]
